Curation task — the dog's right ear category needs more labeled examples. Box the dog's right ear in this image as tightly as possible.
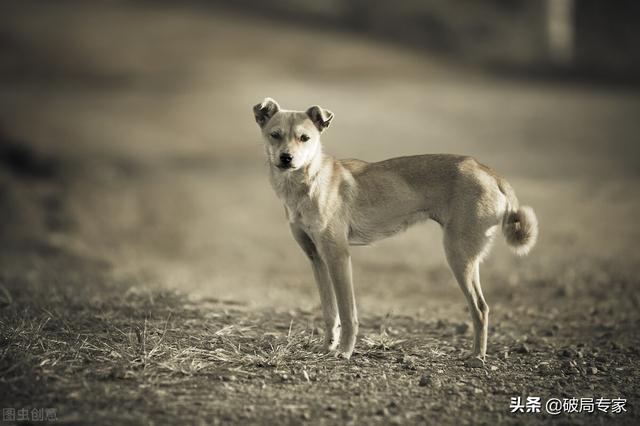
[253,97,280,128]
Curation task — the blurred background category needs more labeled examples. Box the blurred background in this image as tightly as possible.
[1,0,639,316]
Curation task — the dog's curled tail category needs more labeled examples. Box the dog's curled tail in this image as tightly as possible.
[498,179,538,256]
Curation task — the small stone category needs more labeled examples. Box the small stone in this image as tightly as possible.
[221,375,237,382]
[387,327,400,336]
[490,365,498,372]
[301,412,311,420]
[389,415,404,425]
[376,408,390,417]
[465,357,485,368]
[400,355,418,371]
[418,375,441,388]
[343,412,356,422]
[537,363,553,375]
[557,284,574,297]
[542,328,555,337]
[558,348,576,358]
[588,367,598,375]
[562,359,579,374]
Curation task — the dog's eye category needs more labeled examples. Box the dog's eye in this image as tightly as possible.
[300,134,310,142]
[270,131,281,139]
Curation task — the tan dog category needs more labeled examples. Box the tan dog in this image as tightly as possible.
[253,98,538,363]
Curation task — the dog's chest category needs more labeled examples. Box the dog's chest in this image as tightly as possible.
[270,167,341,234]
[283,196,325,233]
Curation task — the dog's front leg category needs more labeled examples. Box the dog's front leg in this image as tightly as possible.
[290,225,340,351]
[317,234,358,359]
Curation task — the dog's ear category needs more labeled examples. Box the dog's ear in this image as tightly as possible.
[253,97,280,128]
[306,105,334,132]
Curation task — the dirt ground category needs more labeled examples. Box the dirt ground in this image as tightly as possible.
[1,1,639,424]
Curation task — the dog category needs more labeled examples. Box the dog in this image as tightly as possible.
[253,97,538,363]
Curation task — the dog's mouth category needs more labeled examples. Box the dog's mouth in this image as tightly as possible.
[275,163,295,171]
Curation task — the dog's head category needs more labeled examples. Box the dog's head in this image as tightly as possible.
[253,97,333,171]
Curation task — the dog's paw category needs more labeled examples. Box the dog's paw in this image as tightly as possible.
[335,341,355,359]
[334,350,353,360]
[324,338,339,353]
[465,355,486,368]
[310,337,338,354]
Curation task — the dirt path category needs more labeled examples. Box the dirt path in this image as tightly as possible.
[1,1,639,424]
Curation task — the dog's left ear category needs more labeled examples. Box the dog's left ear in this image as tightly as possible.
[306,105,334,132]
[253,97,280,128]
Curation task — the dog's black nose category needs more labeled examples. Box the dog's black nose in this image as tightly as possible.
[280,153,293,166]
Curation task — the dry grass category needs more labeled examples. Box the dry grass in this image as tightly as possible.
[1,257,639,425]
[0,275,430,423]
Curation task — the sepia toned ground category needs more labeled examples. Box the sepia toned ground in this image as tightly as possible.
[1,1,639,424]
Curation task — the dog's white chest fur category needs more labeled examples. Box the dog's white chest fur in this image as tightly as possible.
[270,159,351,236]
[271,175,328,234]
[283,196,325,233]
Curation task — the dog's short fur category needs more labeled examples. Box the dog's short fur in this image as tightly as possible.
[253,98,538,361]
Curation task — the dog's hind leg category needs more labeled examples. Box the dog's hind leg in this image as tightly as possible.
[472,261,489,357]
[290,226,340,352]
[443,227,492,361]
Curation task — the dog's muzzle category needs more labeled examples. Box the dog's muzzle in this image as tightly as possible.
[278,153,293,169]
